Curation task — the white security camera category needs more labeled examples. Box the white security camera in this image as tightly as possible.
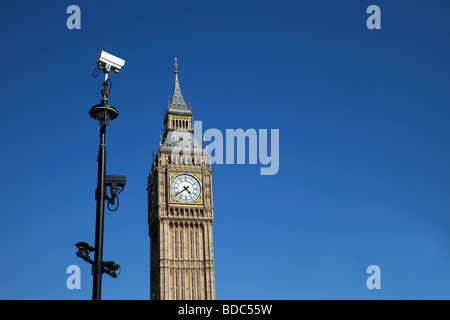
[97,51,125,74]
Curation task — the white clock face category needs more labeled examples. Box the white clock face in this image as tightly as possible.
[171,174,201,203]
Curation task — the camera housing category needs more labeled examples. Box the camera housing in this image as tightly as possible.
[105,175,126,191]
[97,51,125,74]
[103,260,120,271]
[103,260,121,278]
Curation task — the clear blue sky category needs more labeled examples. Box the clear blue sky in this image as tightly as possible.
[1,0,450,299]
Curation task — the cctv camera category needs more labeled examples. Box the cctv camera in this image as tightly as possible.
[105,175,126,190]
[97,51,125,74]
[75,242,95,255]
[103,261,120,271]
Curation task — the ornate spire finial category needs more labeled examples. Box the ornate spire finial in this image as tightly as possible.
[174,57,178,74]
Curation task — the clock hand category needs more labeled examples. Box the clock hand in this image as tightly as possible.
[174,189,185,197]
[175,186,191,197]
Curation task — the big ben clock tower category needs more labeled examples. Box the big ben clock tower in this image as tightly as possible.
[148,59,216,300]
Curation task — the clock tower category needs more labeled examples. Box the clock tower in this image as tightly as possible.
[148,59,216,300]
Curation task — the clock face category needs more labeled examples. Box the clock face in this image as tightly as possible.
[171,174,201,203]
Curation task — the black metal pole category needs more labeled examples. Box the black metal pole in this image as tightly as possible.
[93,124,107,300]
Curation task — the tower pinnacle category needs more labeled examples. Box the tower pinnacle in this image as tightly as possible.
[168,58,190,113]
[174,57,178,74]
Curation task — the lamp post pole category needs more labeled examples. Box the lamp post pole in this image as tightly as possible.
[92,123,107,300]
[75,51,125,300]
[89,79,119,300]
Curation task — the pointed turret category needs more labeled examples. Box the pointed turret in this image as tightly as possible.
[168,58,191,113]
[159,58,204,157]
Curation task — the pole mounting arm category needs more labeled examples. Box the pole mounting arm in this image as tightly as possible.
[76,251,120,278]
